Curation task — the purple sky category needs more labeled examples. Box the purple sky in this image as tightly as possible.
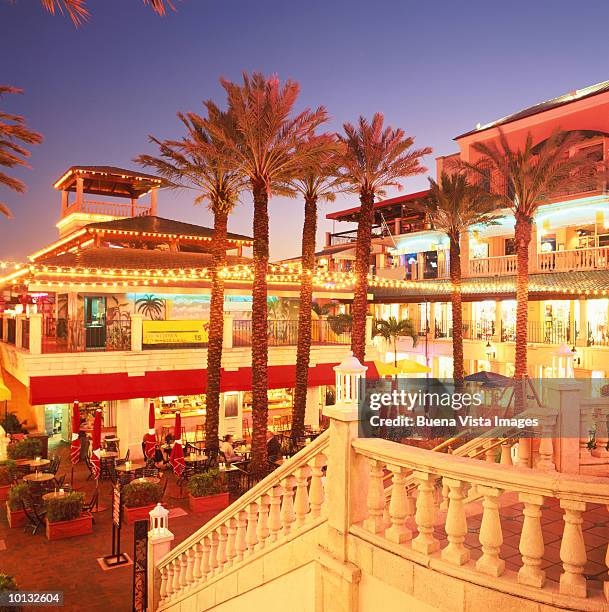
[1,0,609,261]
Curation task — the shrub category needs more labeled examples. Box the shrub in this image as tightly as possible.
[0,461,17,486]
[45,492,84,523]
[7,483,30,511]
[7,438,41,460]
[0,573,19,612]
[0,412,23,435]
[187,470,226,498]
[122,480,162,508]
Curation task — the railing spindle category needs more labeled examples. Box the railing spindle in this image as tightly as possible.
[412,471,439,554]
[441,478,469,565]
[280,476,296,537]
[559,499,587,598]
[385,465,412,543]
[476,485,504,576]
[294,466,311,528]
[308,454,326,519]
[364,459,386,534]
[518,492,545,588]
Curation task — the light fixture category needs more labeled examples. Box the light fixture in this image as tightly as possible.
[571,345,581,366]
[485,340,496,359]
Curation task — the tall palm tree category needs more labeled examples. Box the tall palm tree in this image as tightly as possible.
[462,129,600,385]
[136,110,245,451]
[39,0,173,26]
[373,317,418,368]
[204,73,329,474]
[290,145,342,445]
[336,114,431,362]
[410,172,500,385]
[0,87,42,219]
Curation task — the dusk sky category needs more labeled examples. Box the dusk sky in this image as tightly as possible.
[1,0,609,261]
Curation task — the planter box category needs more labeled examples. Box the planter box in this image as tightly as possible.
[45,513,93,540]
[6,503,26,528]
[123,503,158,525]
[189,492,229,513]
[0,484,11,502]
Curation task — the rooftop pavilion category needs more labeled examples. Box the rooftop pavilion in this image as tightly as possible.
[54,165,168,238]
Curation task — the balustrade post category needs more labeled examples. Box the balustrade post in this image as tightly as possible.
[385,465,413,544]
[412,471,439,555]
[536,414,556,471]
[147,503,174,610]
[518,492,546,588]
[201,537,211,578]
[235,510,247,561]
[28,313,42,354]
[192,542,203,581]
[172,558,181,595]
[308,453,326,519]
[515,437,531,468]
[130,313,143,352]
[268,486,283,543]
[476,485,505,577]
[257,494,270,547]
[294,466,311,528]
[559,499,587,598]
[363,458,386,534]
[209,532,219,575]
[500,441,513,465]
[579,399,596,461]
[280,476,296,537]
[591,403,609,459]
[225,519,237,566]
[442,478,469,565]
[246,501,259,552]
[217,525,228,571]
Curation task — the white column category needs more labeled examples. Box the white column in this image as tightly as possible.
[29,313,42,355]
[116,398,147,460]
[75,176,84,208]
[365,315,373,347]
[15,314,24,348]
[304,386,320,429]
[223,312,234,349]
[148,504,174,610]
[130,314,143,352]
[150,187,158,216]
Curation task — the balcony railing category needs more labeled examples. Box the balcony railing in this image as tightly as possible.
[537,245,609,272]
[233,319,351,347]
[41,318,131,353]
[468,254,517,277]
[65,199,152,218]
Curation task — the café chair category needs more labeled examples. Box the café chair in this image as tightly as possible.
[82,491,99,521]
[21,500,46,535]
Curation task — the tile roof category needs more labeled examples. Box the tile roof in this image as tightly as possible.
[371,270,609,301]
[456,80,609,139]
[86,215,253,243]
[36,247,247,270]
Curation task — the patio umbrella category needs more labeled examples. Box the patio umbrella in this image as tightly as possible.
[374,358,432,377]
[169,412,185,478]
[0,371,10,439]
[144,401,156,460]
[90,408,101,480]
[464,371,513,387]
[70,401,81,487]
[70,401,81,464]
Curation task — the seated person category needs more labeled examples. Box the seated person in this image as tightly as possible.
[220,434,239,463]
[153,442,165,469]
[266,430,282,463]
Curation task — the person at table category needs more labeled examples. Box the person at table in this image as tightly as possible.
[220,435,238,464]
[266,430,282,463]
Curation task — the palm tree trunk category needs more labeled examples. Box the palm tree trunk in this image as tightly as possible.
[393,336,398,368]
[250,181,270,476]
[351,190,375,362]
[292,195,317,445]
[205,207,228,452]
[449,234,464,386]
[514,215,532,409]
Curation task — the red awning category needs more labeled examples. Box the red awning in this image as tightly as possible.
[29,361,379,405]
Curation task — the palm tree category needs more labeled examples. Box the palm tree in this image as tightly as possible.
[462,129,600,385]
[374,317,418,368]
[136,110,245,452]
[38,0,173,26]
[410,172,500,385]
[204,73,329,475]
[290,145,342,445]
[0,87,42,219]
[135,294,166,320]
[336,114,431,362]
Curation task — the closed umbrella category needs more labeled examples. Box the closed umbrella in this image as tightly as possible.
[169,411,185,478]
[70,401,81,487]
[91,408,101,480]
[144,402,156,460]
[374,358,432,376]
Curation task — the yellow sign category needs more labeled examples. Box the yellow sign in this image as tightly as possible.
[142,320,209,345]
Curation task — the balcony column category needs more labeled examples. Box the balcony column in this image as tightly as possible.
[365,314,373,347]
[29,313,42,355]
[150,187,158,216]
[61,190,69,215]
[568,300,576,345]
[428,302,437,340]
[460,232,470,277]
[223,312,234,349]
[576,299,588,347]
[75,176,84,208]
[130,314,143,352]
[15,314,24,349]
[493,301,502,343]
[304,386,320,429]
[116,398,146,461]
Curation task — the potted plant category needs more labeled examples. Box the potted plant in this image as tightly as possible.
[0,461,16,502]
[5,483,29,528]
[122,480,163,524]
[187,469,229,513]
[0,574,20,612]
[7,438,41,460]
[45,492,92,540]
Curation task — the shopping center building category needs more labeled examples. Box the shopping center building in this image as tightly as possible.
[0,166,377,458]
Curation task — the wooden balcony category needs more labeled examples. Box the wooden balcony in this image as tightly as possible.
[64,198,152,219]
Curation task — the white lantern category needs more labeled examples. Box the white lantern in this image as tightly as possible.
[333,351,368,404]
[149,502,170,535]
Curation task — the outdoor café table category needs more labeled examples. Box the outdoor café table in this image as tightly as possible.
[23,472,55,483]
[185,455,207,464]
[42,490,69,502]
[24,458,51,469]
[99,450,118,459]
[115,461,146,474]
[132,476,161,485]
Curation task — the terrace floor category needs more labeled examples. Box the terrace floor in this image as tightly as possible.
[0,440,223,612]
